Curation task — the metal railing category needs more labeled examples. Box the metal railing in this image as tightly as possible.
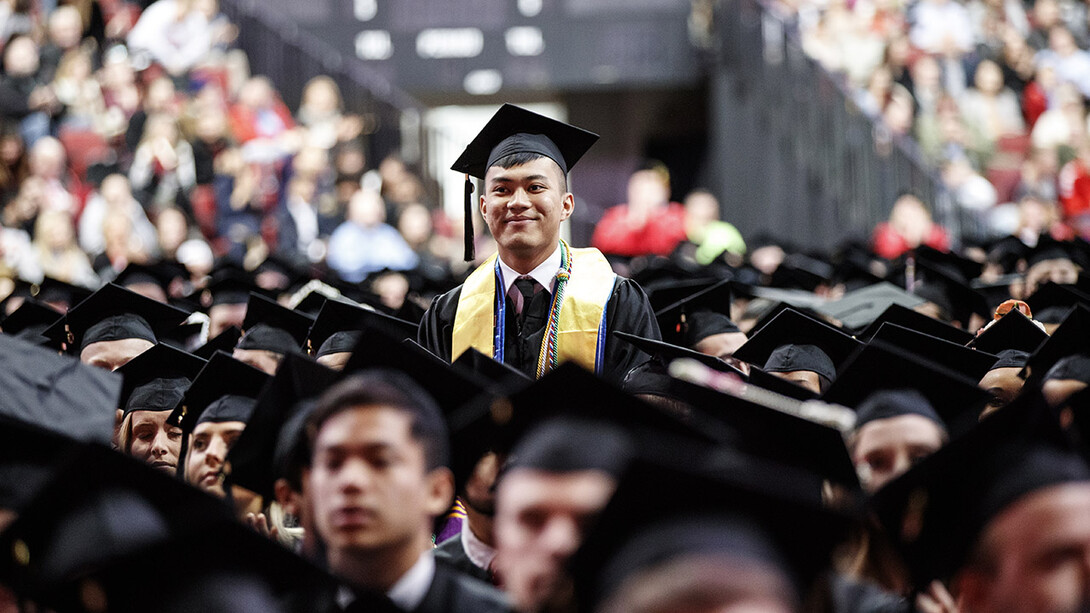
[710,0,974,249]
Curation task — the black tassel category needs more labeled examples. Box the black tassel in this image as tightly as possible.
[463,174,475,262]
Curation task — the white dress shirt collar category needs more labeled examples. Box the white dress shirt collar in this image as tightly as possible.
[460,519,497,572]
[497,242,562,296]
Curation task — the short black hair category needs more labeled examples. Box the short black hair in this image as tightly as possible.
[304,370,450,472]
[491,152,568,193]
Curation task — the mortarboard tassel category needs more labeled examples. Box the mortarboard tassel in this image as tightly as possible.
[463,174,475,262]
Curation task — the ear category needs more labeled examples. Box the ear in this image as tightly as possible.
[424,466,456,518]
[560,191,575,222]
[479,193,488,218]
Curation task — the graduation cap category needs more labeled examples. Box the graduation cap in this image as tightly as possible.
[0,416,82,511]
[652,279,740,347]
[254,251,311,293]
[115,343,206,416]
[912,245,984,282]
[451,346,532,389]
[1024,282,1090,324]
[0,442,337,611]
[450,103,599,261]
[910,259,989,325]
[31,276,92,310]
[815,282,927,332]
[822,340,992,438]
[236,292,314,355]
[306,297,417,358]
[869,391,1089,588]
[1025,236,1088,268]
[666,376,858,489]
[853,388,945,431]
[0,298,62,347]
[746,366,820,401]
[193,325,241,359]
[644,278,724,313]
[613,331,746,399]
[968,309,1050,354]
[42,284,190,354]
[226,352,339,500]
[869,323,999,381]
[0,334,120,444]
[986,234,1031,274]
[732,309,862,384]
[169,351,270,432]
[570,452,853,611]
[856,302,974,345]
[768,252,834,291]
[112,261,186,301]
[1021,304,1090,383]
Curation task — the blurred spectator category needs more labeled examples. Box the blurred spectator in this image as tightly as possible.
[2,175,44,234]
[51,47,106,132]
[126,0,214,78]
[998,26,1036,100]
[25,136,74,214]
[909,0,975,56]
[78,173,158,257]
[1035,26,1090,98]
[39,5,85,83]
[872,193,951,258]
[1015,146,1061,202]
[959,59,1025,148]
[296,75,362,152]
[0,35,61,146]
[909,54,945,118]
[128,113,196,210]
[0,122,27,206]
[156,206,191,260]
[274,174,326,261]
[0,0,37,44]
[1057,139,1090,235]
[326,188,417,283]
[1027,0,1065,50]
[98,45,143,140]
[0,217,39,280]
[126,76,180,154]
[93,209,151,277]
[1030,82,1086,153]
[228,75,298,161]
[32,209,96,286]
[591,162,687,258]
[683,189,746,265]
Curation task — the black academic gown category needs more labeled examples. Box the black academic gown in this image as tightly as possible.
[316,563,511,613]
[418,277,659,384]
[434,533,493,584]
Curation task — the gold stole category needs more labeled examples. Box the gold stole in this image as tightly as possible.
[451,247,616,375]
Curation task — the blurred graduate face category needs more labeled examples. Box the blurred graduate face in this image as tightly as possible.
[315,351,351,371]
[482,157,574,268]
[209,303,247,338]
[851,414,946,492]
[232,347,283,376]
[979,367,1026,416]
[80,338,154,371]
[769,370,824,395]
[305,406,450,564]
[956,482,1090,613]
[185,420,246,497]
[126,410,183,475]
[495,468,616,612]
[693,332,750,375]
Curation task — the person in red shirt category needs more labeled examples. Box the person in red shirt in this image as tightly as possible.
[591,161,687,257]
[872,192,951,259]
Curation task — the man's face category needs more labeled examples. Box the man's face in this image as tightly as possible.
[481,157,574,264]
[185,420,246,497]
[127,410,183,475]
[232,348,283,375]
[769,370,823,395]
[979,367,1026,417]
[316,351,352,372]
[495,469,616,612]
[693,332,750,375]
[851,414,946,492]
[957,482,1090,613]
[305,406,449,561]
[1043,379,1089,410]
[209,303,247,338]
[80,338,154,371]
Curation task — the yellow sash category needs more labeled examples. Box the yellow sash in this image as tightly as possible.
[451,245,617,376]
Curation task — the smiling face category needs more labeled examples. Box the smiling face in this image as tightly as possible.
[125,410,183,475]
[481,156,574,270]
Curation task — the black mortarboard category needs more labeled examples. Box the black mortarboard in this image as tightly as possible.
[307,297,417,357]
[1025,236,1087,268]
[1022,304,1090,382]
[857,303,974,345]
[815,282,927,332]
[745,366,820,400]
[236,292,314,354]
[644,278,724,313]
[227,352,339,500]
[113,261,187,301]
[732,309,862,383]
[450,103,599,261]
[254,252,311,293]
[505,416,635,477]
[986,234,1030,274]
[0,442,335,610]
[652,279,740,347]
[206,274,260,307]
[451,346,532,388]
[1025,282,1090,323]
[571,452,852,611]
[870,392,1089,588]
[991,348,1030,370]
[768,252,834,291]
[115,343,206,416]
[169,351,270,432]
[0,298,62,346]
[912,245,984,282]
[968,309,1050,354]
[0,334,120,445]
[32,276,92,309]
[908,260,989,325]
[666,376,858,489]
[869,323,999,381]
[614,331,746,377]
[0,416,81,510]
[193,325,241,359]
[822,340,991,438]
[42,284,190,354]
[854,389,945,430]
[1044,354,1090,383]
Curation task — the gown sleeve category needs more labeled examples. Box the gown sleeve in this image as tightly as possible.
[600,277,662,385]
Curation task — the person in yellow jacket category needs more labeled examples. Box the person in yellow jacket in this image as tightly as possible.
[419,104,659,383]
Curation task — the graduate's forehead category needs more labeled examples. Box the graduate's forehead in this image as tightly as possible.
[484,156,566,186]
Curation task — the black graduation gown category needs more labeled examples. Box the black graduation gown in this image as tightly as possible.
[434,533,493,584]
[418,277,660,384]
[413,562,512,613]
